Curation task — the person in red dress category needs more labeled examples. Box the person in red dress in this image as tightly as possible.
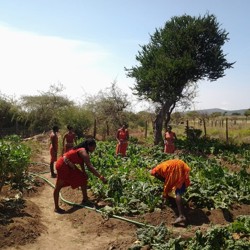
[116,123,129,157]
[53,138,107,213]
[164,125,177,153]
[62,125,77,154]
[49,125,59,178]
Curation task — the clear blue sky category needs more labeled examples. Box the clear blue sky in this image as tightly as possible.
[0,0,249,111]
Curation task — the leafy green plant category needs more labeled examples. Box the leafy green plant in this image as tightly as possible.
[0,135,31,192]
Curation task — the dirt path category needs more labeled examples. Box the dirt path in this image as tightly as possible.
[4,148,136,250]
[7,179,86,250]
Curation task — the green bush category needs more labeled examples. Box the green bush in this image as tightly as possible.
[0,135,31,192]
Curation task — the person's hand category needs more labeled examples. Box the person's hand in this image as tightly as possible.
[100,176,107,184]
[161,197,167,208]
[64,156,75,169]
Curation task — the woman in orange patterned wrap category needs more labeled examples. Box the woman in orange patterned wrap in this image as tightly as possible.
[150,159,191,225]
[116,123,129,157]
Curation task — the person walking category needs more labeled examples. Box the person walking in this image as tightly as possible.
[49,125,59,178]
[164,125,177,153]
[116,123,129,157]
[53,138,107,213]
[150,159,191,225]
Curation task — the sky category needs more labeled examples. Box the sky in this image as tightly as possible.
[0,0,249,112]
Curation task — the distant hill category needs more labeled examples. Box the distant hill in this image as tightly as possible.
[194,108,248,115]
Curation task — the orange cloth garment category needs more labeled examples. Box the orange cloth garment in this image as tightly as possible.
[151,159,191,198]
[164,131,176,153]
[56,148,88,189]
[116,129,128,156]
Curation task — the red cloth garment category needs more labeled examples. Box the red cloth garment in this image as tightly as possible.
[164,131,176,153]
[151,159,191,198]
[63,132,76,152]
[50,132,58,162]
[56,148,88,189]
[116,129,129,156]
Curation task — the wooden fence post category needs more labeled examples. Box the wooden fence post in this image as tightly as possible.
[226,118,229,144]
[145,120,148,139]
[93,118,97,139]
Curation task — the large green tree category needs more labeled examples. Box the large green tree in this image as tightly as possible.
[126,14,234,145]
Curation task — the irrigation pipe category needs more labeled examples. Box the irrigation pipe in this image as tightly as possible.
[30,162,154,228]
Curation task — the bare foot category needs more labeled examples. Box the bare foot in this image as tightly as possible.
[172,216,186,225]
[54,208,65,214]
[51,173,57,178]
[81,199,95,207]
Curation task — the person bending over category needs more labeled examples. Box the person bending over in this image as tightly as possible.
[150,159,191,225]
[54,138,107,213]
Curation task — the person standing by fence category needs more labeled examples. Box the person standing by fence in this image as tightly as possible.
[116,123,129,157]
[164,125,177,153]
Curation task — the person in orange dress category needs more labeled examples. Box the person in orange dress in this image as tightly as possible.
[62,125,77,154]
[49,125,59,178]
[116,123,129,157]
[53,138,107,213]
[150,159,191,225]
[164,125,177,153]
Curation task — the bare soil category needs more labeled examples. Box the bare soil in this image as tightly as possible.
[0,135,249,250]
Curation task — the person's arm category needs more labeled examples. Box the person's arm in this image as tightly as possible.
[73,133,77,145]
[126,130,129,141]
[164,132,167,144]
[63,156,76,169]
[154,173,165,182]
[62,134,67,155]
[116,130,120,143]
[78,149,107,183]
[174,132,177,140]
[62,134,67,147]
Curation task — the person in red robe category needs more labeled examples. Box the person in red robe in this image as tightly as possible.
[150,159,191,225]
[49,125,59,178]
[54,138,107,213]
[164,125,177,153]
[62,125,77,154]
[116,123,129,157]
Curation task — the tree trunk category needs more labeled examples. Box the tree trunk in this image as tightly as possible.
[153,104,171,145]
[153,109,164,145]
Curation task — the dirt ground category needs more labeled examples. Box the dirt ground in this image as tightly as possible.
[0,136,249,250]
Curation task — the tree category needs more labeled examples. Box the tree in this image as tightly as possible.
[186,111,200,126]
[60,106,93,139]
[0,94,27,136]
[83,82,131,139]
[171,111,184,125]
[244,109,250,122]
[20,84,74,133]
[126,14,234,145]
